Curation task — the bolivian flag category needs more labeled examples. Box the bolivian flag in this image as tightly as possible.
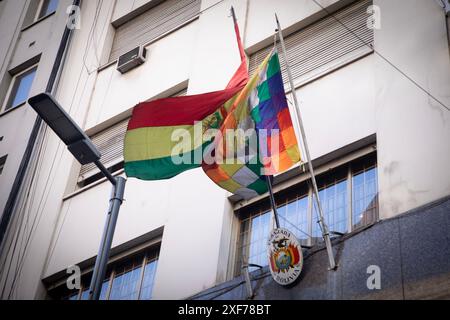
[124,16,248,181]
[123,85,244,180]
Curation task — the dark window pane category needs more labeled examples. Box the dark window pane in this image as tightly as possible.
[109,265,142,300]
[248,211,271,268]
[65,293,78,300]
[352,166,378,228]
[139,259,158,300]
[78,279,109,300]
[312,179,348,242]
[79,288,89,300]
[99,279,110,300]
[278,196,309,244]
[38,0,58,19]
[235,210,271,275]
[6,67,37,110]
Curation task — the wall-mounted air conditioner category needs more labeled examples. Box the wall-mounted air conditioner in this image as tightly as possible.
[116,46,146,74]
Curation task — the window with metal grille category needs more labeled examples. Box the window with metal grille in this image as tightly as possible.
[248,0,374,88]
[54,245,160,300]
[234,151,378,276]
[77,87,188,187]
[109,0,201,62]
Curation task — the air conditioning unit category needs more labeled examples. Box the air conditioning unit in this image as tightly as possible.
[116,46,147,74]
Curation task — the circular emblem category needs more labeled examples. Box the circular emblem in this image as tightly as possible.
[267,228,303,286]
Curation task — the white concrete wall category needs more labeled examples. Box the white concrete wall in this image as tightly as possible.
[374,0,450,218]
[294,55,376,160]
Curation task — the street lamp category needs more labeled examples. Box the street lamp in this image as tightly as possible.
[28,93,126,300]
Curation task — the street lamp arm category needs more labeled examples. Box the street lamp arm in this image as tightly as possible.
[94,160,117,186]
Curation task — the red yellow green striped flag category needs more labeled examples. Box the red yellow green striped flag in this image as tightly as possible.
[124,17,248,181]
[123,86,244,180]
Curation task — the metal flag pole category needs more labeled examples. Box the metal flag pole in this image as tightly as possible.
[275,14,336,270]
[88,163,126,300]
[265,176,280,229]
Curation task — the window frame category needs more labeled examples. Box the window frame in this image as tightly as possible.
[35,0,58,22]
[59,246,159,300]
[2,64,38,113]
[233,151,378,276]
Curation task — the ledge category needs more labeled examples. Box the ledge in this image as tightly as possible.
[21,11,56,32]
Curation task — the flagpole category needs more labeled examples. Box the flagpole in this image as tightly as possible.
[230,6,245,61]
[230,6,237,24]
[265,176,280,229]
[275,14,336,270]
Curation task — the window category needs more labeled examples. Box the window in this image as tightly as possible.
[36,0,58,20]
[351,157,378,229]
[235,208,272,274]
[77,87,187,187]
[234,152,378,275]
[278,192,310,245]
[3,65,37,112]
[58,247,159,300]
[312,167,349,243]
[0,155,7,175]
[249,0,374,87]
[109,0,201,62]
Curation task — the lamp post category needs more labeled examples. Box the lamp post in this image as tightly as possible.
[28,93,126,300]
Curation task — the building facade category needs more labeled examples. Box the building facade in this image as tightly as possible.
[0,0,449,300]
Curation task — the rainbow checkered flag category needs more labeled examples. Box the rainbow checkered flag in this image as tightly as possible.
[202,49,302,199]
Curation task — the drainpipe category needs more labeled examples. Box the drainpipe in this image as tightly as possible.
[446,7,450,50]
[0,0,82,253]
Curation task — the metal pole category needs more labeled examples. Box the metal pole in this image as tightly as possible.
[242,265,253,299]
[88,176,126,300]
[265,176,280,229]
[275,14,336,270]
[230,6,237,24]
